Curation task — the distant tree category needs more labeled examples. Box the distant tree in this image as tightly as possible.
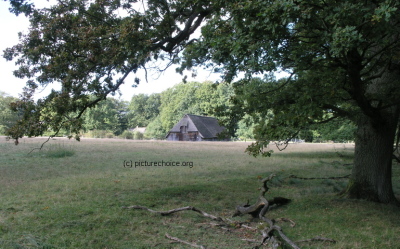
[235,117,255,141]
[115,99,129,135]
[0,92,19,135]
[159,81,233,131]
[314,119,356,143]
[82,97,126,135]
[145,116,166,140]
[160,81,208,131]
[298,129,313,143]
[128,93,160,128]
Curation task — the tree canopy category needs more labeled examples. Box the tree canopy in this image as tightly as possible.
[82,97,128,135]
[0,91,20,135]
[3,0,214,141]
[128,93,160,128]
[3,0,400,204]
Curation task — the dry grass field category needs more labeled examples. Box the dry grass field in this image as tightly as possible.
[0,137,399,248]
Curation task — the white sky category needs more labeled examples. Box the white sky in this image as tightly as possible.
[0,1,221,101]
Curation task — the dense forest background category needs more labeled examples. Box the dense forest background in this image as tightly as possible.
[1,81,355,142]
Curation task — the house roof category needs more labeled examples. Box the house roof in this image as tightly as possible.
[168,114,225,138]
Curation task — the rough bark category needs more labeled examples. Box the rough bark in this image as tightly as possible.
[344,110,399,204]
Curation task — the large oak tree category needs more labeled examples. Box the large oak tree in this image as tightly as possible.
[4,0,400,204]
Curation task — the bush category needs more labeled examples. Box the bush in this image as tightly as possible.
[105,132,114,138]
[83,130,115,138]
[134,131,144,140]
[121,131,133,139]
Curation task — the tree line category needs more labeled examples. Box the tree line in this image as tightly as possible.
[2,83,355,142]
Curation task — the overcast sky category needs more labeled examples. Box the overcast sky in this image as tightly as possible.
[0,1,220,101]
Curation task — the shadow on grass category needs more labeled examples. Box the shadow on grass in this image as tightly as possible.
[274,151,354,160]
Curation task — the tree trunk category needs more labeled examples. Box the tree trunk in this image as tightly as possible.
[344,111,399,205]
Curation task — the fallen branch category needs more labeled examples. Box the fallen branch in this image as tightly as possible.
[257,197,300,249]
[288,174,350,180]
[296,236,337,244]
[165,233,207,249]
[235,174,299,249]
[275,217,296,227]
[125,173,336,248]
[241,238,259,243]
[241,224,258,231]
[122,205,222,221]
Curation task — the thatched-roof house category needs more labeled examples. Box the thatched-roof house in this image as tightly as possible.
[166,114,228,141]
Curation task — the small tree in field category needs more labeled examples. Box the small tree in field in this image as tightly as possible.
[3,0,400,204]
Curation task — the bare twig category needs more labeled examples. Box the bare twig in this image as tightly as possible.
[125,173,335,249]
[275,217,296,227]
[28,135,53,154]
[296,236,337,244]
[241,224,258,231]
[165,233,207,249]
[288,174,350,180]
[122,205,223,221]
[241,238,259,243]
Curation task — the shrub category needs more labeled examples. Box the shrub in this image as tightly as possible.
[105,132,114,138]
[121,131,133,139]
[134,131,144,140]
[83,130,115,138]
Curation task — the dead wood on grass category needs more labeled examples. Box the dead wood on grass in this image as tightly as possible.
[296,236,337,243]
[288,174,350,180]
[123,173,336,248]
[165,233,206,249]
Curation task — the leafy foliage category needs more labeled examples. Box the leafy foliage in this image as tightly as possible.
[0,92,20,135]
[158,81,231,131]
[4,0,400,202]
[120,130,133,139]
[3,0,213,142]
[7,0,34,16]
[82,97,129,135]
[127,93,160,127]
[312,119,356,143]
[179,0,400,159]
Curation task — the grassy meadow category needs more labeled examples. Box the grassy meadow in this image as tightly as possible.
[0,137,399,248]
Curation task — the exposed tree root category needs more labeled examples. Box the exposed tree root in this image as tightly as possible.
[124,174,336,248]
